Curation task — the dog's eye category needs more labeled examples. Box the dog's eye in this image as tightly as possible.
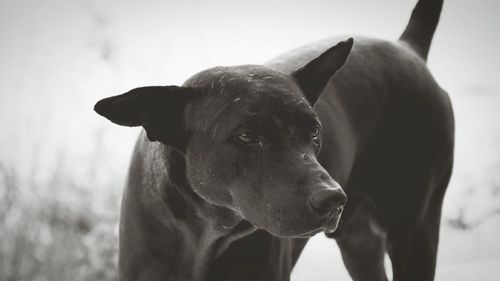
[236,132,260,144]
[311,126,321,141]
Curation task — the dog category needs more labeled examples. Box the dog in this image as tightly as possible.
[95,0,454,280]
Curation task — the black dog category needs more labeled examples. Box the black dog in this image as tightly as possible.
[95,0,454,280]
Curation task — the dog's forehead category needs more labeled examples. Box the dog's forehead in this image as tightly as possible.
[186,65,310,116]
[185,65,303,99]
[184,65,315,133]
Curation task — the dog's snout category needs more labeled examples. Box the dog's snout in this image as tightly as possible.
[309,188,347,216]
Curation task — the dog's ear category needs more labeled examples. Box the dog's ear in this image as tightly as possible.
[293,38,353,105]
[94,86,198,151]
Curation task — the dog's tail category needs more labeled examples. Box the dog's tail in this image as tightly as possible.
[399,0,443,62]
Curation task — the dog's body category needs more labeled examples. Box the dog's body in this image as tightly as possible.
[96,1,453,280]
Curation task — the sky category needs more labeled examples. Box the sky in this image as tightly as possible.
[0,0,499,94]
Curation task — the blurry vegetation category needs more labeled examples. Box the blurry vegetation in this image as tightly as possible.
[446,159,500,231]
[0,160,119,281]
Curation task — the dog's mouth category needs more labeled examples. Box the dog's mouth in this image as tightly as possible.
[293,211,342,238]
[295,228,323,238]
[323,210,342,233]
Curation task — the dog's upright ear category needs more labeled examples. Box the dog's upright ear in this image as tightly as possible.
[293,38,353,105]
[94,86,198,151]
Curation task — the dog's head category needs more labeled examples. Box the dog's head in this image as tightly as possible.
[95,39,353,237]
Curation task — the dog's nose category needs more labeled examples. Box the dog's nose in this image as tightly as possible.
[309,188,347,216]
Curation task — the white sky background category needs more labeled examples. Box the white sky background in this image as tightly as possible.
[0,0,499,279]
[0,0,499,95]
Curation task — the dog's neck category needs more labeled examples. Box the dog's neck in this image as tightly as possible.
[128,142,256,280]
